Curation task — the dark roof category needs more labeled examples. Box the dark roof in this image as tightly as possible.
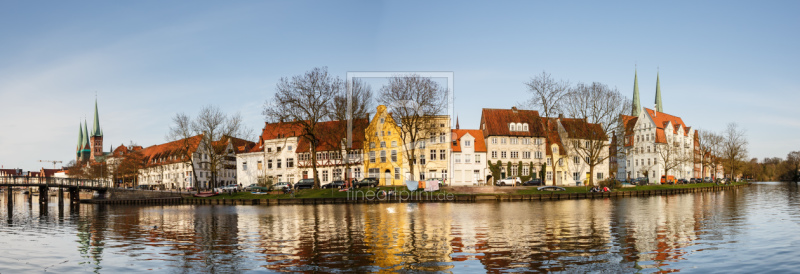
[296,119,369,153]
[559,118,607,141]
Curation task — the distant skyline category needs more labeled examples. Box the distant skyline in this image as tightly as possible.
[1,1,799,171]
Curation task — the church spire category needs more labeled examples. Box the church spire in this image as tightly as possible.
[83,120,90,149]
[77,122,84,152]
[655,70,663,113]
[92,97,102,137]
[456,115,460,129]
[631,68,641,117]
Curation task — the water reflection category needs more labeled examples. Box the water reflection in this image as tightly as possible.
[1,183,799,273]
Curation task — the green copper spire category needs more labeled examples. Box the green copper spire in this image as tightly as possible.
[92,98,102,137]
[655,71,663,113]
[632,69,641,117]
[83,120,90,150]
[77,122,84,152]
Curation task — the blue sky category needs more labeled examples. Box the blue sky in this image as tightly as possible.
[1,1,798,171]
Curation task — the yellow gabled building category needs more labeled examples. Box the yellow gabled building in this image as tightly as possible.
[364,105,406,186]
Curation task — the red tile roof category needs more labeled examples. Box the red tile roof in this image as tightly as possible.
[139,135,203,167]
[620,114,638,148]
[451,129,487,152]
[296,119,369,153]
[645,108,690,137]
[542,118,566,156]
[480,108,545,137]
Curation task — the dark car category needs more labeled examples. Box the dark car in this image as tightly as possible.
[294,179,315,190]
[522,179,544,186]
[677,179,689,184]
[322,180,347,189]
[634,177,649,186]
[357,178,379,188]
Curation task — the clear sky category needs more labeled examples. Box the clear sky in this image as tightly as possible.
[1,1,798,171]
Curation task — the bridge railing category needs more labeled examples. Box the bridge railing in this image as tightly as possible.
[0,176,114,189]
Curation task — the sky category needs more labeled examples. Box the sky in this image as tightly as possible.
[1,1,798,171]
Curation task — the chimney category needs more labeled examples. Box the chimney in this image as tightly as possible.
[511,106,518,112]
[558,113,564,119]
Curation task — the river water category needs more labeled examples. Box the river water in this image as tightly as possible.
[1,182,798,273]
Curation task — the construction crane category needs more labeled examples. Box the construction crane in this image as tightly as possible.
[39,160,63,169]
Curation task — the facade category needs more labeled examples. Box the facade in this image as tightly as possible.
[258,121,303,184]
[480,107,548,184]
[542,117,569,185]
[450,129,487,186]
[296,119,368,186]
[406,115,451,182]
[364,105,406,186]
[554,117,610,186]
[619,71,701,184]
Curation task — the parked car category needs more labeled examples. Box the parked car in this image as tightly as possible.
[245,184,270,192]
[357,178,379,188]
[677,179,689,184]
[322,180,347,189]
[294,179,315,189]
[214,184,240,193]
[522,178,544,186]
[495,177,521,186]
[634,177,649,186]
[703,177,713,183]
[273,182,291,190]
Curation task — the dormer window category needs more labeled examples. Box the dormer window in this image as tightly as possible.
[523,123,528,131]
[509,124,516,131]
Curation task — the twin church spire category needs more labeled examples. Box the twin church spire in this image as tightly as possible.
[76,98,104,162]
[630,68,664,116]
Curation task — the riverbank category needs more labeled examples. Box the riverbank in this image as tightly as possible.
[83,182,750,205]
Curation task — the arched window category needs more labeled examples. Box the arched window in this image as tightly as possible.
[523,123,528,131]
[509,124,516,131]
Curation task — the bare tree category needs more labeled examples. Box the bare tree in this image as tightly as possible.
[655,133,694,181]
[167,113,200,189]
[785,151,800,182]
[698,130,722,179]
[561,82,630,186]
[329,78,373,186]
[378,74,448,180]
[722,122,748,180]
[264,67,342,188]
[169,106,250,190]
[522,71,570,118]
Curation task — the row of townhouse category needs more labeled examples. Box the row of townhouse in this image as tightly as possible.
[107,134,255,190]
[236,105,610,187]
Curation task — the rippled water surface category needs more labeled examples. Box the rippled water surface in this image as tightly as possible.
[1,182,799,273]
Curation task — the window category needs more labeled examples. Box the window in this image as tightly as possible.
[380,151,386,163]
[511,151,518,158]
[585,157,589,164]
[440,150,446,160]
[523,138,530,145]
[243,162,248,171]
[547,158,552,166]
[287,158,294,168]
[574,156,580,164]
[647,159,651,165]
[552,147,558,154]
[510,124,515,131]
[597,173,604,180]
[334,169,342,180]
[353,168,362,179]
[392,141,397,147]
[465,140,472,146]
[380,118,384,123]
[547,171,553,181]
[277,147,282,152]
[370,142,375,149]
[491,151,498,158]
[368,168,379,178]
[492,138,497,144]
[420,154,426,165]
[395,168,401,179]
[523,165,529,176]
[369,151,375,163]
[440,133,445,143]
[267,160,273,169]
[288,145,293,151]
[431,149,437,160]
[380,141,386,148]
[511,138,518,145]
[277,159,282,168]
[512,166,518,176]
[501,151,507,159]
[523,151,531,159]
[627,160,630,167]
[647,146,651,153]
[501,138,507,144]
[388,130,392,136]
[558,158,563,166]
[465,154,471,163]
[475,154,481,163]
[391,150,397,162]
[535,151,543,159]
[455,154,461,163]
[322,170,329,182]
[523,123,529,131]
[573,172,580,180]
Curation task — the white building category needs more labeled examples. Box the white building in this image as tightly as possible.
[256,122,303,185]
[295,119,368,186]
[450,129,488,186]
